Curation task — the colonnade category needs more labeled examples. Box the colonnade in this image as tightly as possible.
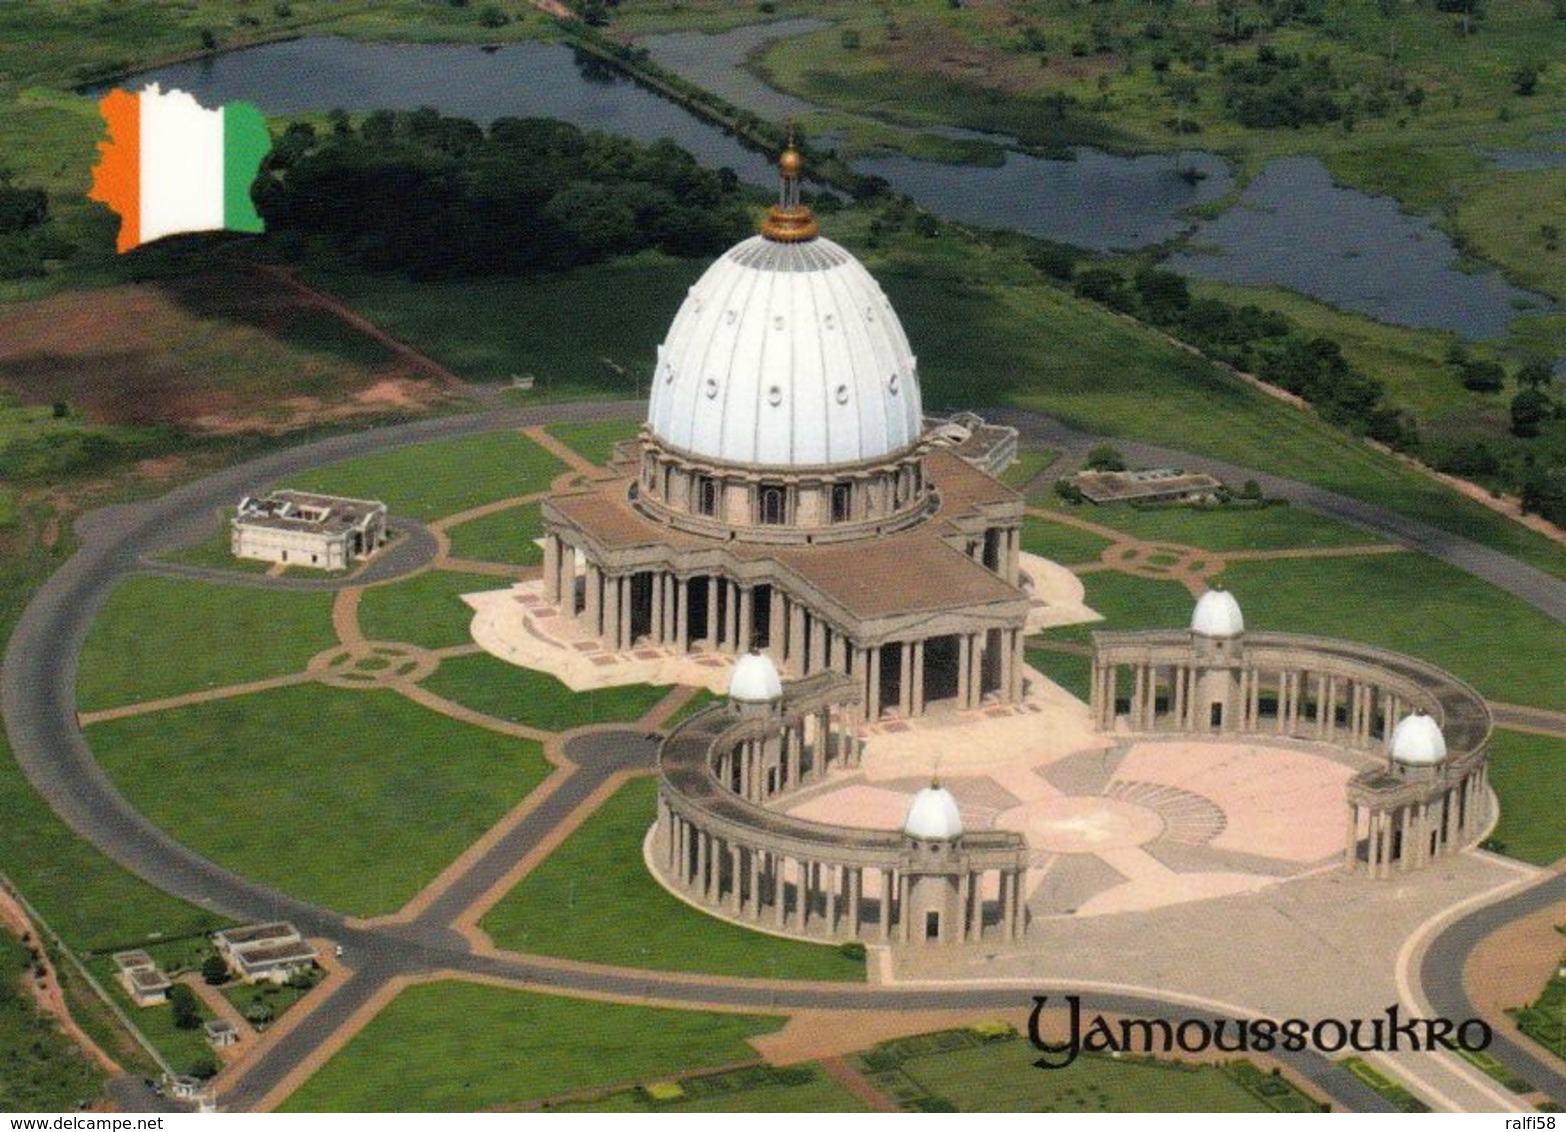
[658,800,1026,943]
[715,704,856,804]
[1347,760,1490,876]
[1091,654,1418,750]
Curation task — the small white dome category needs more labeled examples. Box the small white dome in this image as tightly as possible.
[728,652,782,702]
[904,783,963,840]
[1191,589,1245,637]
[646,235,923,468]
[1391,712,1447,766]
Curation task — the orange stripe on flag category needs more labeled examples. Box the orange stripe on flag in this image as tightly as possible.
[89,90,139,253]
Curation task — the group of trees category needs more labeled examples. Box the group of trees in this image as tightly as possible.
[1448,347,1560,438]
[254,109,754,279]
[1071,263,1414,446]
[0,171,72,280]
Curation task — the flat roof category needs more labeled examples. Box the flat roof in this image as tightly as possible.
[235,491,386,535]
[233,940,317,969]
[215,921,300,948]
[1073,468,1222,504]
[112,949,156,971]
[549,450,1028,623]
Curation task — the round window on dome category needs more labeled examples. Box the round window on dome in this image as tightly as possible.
[823,313,836,330]
[767,385,783,407]
[724,309,736,325]
[888,373,900,395]
[704,378,719,400]
[835,384,849,405]
[773,315,785,331]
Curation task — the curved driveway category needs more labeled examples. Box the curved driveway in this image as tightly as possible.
[4,399,1562,1110]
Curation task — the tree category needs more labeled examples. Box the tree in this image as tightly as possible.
[1513,62,1542,97]
[1085,445,1126,471]
[167,983,201,1030]
[1516,359,1555,390]
[1458,358,1505,393]
[201,955,229,985]
[1240,479,1263,500]
[1510,388,1550,437]
[189,1056,220,1081]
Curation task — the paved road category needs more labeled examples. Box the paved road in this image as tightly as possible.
[989,409,1566,622]
[4,399,1561,1111]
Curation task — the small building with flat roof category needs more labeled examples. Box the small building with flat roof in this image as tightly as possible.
[111,950,171,1006]
[232,490,387,570]
[204,1018,240,1049]
[1071,467,1223,505]
[213,922,317,984]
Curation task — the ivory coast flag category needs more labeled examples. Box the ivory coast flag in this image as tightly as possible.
[88,84,271,253]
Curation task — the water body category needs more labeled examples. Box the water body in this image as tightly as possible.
[1168,156,1546,340]
[639,17,828,123]
[105,36,1548,342]
[855,147,1233,252]
[90,36,780,187]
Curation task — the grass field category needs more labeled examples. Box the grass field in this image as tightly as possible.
[86,685,549,916]
[1484,730,1566,867]
[1026,646,1091,703]
[1037,501,1382,553]
[1217,553,1566,713]
[279,981,785,1112]
[545,421,638,468]
[421,653,672,733]
[1020,515,1114,566]
[356,569,497,650]
[552,1063,868,1112]
[1047,572,1197,649]
[75,576,336,711]
[859,1035,1268,1112]
[0,736,225,952]
[0,931,106,1112]
[291,432,564,522]
[444,503,543,567]
[482,777,866,982]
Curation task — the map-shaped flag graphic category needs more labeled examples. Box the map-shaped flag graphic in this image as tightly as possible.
[89,84,270,253]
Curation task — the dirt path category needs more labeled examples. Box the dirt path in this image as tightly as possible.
[77,671,318,725]
[257,266,467,390]
[818,1056,901,1111]
[521,425,603,475]
[0,885,122,1075]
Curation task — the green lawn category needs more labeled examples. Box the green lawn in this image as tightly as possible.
[290,431,564,521]
[1021,515,1115,566]
[1026,646,1091,703]
[302,256,690,399]
[1039,501,1380,553]
[552,1063,868,1112]
[1000,447,1060,495]
[421,653,672,732]
[0,931,106,1112]
[482,777,866,982]
[545,420,638,468]
[662,688,721,729]
[1048,572,1197,649]
[1217,554,1566,713]
[76,575,336,711]
[860,1036,1267,1112]
[86,957,214,1080]
[0,738,225,953]
[444,502,543,567]
[1485,731,1566,867]
[356,569,497,650]
[86,685,549,917]
[279,981,785,1112]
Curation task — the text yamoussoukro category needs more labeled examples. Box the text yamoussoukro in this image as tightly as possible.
[1027,995,1493,1069]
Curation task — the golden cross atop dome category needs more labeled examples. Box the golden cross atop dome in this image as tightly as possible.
[760,125,818,243]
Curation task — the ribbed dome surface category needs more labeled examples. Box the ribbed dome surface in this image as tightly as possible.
[1191,589,1245,637]
[646,235,923,468]
[904,784,963,840]
[728,652,783,702]
[1391,712,1447,766]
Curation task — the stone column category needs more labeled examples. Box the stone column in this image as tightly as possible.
[738,586,753,654]
[964,637,978,712]
[602,571,621,649]
[789,602,806,674]
[911,639,926,716]
[898,642,914,716]
[879,869,893,940]
[847,869,861,938]
[749,850,763,920]
[543,533,560,603]
[1343,805,1359,869]
[775,857,788,927]
[651,573,665,644]
[729,844,742,912]
[706,576,720,649]
[677,577,691,652]
[957,871,971,942]
[825,864,839,935]
[867,647,882,722]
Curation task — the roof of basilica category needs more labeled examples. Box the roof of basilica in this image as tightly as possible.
[644,149,923,470]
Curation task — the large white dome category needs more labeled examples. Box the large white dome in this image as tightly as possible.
[646,235,924,468]
[1391,712,1447,766]
[904,783,963,840]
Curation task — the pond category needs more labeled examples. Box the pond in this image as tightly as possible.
[106,35,1552,344]
[1167,156,1547,340]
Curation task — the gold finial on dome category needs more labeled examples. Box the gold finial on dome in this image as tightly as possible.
[760,125,818,243]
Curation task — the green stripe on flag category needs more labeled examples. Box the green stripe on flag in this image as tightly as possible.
[222,102,270,234]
